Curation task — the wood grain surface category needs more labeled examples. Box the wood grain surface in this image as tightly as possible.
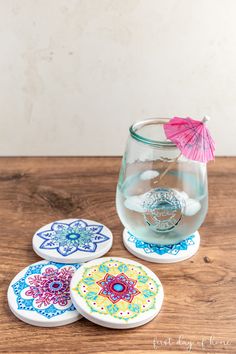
[0,157,235,354]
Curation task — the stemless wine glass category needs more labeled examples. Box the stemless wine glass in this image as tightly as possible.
[116,118,208,245]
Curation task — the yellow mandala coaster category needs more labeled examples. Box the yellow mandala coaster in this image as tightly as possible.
[70,257,164,329]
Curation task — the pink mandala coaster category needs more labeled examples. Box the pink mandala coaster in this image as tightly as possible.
[32,219,113,264]
[8,260,83,327]
[70,257,164,329]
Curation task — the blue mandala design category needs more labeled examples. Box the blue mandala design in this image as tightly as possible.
[12,262,80,319]
[37,219,110,256]
[127,231,195,256]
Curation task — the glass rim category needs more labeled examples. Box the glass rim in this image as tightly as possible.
[129,118,176,147]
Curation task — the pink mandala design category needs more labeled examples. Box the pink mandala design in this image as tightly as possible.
[25,266,74,308]
[97,273,141,304]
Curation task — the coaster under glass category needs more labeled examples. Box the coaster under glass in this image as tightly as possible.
[123,229,200,263]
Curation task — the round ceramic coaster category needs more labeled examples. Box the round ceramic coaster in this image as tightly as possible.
[33,219,113,263]
[123,229,200,263]
[70,257,164,329]
[8,260,82,327]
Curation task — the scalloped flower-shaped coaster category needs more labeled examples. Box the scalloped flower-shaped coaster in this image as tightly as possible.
[123,229,200,263]
[33,219,113,263]
[70,257,164,329]
[8,260,82,327]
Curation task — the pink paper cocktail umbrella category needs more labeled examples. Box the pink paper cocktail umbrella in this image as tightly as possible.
[154,116,215,184]
[164,116,215,163]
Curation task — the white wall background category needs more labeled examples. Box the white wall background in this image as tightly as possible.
[0,0,235,156]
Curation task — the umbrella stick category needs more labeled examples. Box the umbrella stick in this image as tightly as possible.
[153,152,182,185]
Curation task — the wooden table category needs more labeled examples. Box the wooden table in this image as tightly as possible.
[0,157,235,354]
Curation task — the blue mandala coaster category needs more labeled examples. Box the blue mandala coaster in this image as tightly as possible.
[8,260,83,327]
[123,229,200,263]
[33,219,113,263]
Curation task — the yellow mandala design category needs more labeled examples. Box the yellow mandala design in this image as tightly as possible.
[72,259,160,321]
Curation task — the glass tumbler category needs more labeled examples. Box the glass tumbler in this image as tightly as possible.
[116,118,208,245]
